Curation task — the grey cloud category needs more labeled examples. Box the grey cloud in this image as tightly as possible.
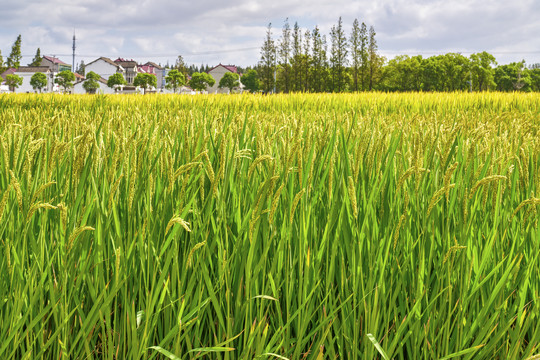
[1,0,539,67]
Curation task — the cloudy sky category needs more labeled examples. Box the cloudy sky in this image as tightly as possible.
[1,0,539,68]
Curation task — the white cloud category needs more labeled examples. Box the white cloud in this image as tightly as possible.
[1,0,538,67]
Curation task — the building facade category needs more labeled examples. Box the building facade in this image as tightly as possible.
[85,57,125,81]
[41,56,72,72]
[206,64,242,94]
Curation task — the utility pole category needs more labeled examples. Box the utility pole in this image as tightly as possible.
[72,31,76,72]
[273,48,277,94]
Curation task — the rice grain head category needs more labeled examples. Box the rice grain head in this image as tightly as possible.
[165,216,192,235]
[347,176,358,219]
[290,188,306,223]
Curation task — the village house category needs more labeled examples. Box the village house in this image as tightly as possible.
[41,55,72,72]
[0,66,56,93]
[141,62,167,91]
[206,64,243,94]
[72,76,116,95]
[85,57,125,81]
[114,58,138,84]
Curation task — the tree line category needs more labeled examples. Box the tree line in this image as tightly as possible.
[3,30,540,94]
[252,18,540,93]
[257,18,381,93]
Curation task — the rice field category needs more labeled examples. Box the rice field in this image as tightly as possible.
[0,92,539,359]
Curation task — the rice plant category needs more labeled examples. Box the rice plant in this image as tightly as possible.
[0,92,539,359]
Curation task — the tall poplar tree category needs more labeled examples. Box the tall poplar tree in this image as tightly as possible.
[7,35,22,69]
[368,26,380,90]
[302,29,311,91]
[29,48,42,66]
[310,26,327,93]
[291,22,302,92]
[278,19,291,93]
[259,23,276,93]
[359,22,369,90]
[329,17,348,92]
[350,19,362,91]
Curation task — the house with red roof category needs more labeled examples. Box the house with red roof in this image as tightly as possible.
[206,64,243,94]
[41,56,72,72]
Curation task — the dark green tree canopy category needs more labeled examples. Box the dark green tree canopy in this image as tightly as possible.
[5,74,23,91]
[218,72,240,92]
[241,69,259,93]
[133,73,157,94]
[83,71,101,94]
[55,70,76,92]
[107,73,127,89]
[188,72,215,92]
[165,69,186,93]
[30,72,48,92]
[470,51,497,91]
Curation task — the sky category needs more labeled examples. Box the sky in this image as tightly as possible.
[1,0,539,69]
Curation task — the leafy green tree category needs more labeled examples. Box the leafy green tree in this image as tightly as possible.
[218,72,240,92]
[30,72,48,92]
[133,73,157,94]
[241,69,259,93]
[494,61,530,91]
[5,74,23,92]
[55,70,76,93]
[470,52,497,91]
[107,73,127,90]
[422,56,445,91]
[7,35,22,69]
[29,48,42,67]
[165,69,186,93]
[379,55,423,92]
[529,67,540,91]
[188,72,215,92]
[439,53,470,91]
[259,23,276,93]
[83,71,101,94]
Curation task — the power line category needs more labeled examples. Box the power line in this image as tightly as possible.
[380,50,540,55]
[19,46,261,59]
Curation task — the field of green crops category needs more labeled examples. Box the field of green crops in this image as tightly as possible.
[0,93,539,359]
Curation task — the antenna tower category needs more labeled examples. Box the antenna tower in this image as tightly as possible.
[72,31,76,72]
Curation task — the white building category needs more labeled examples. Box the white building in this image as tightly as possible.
[85,57,125,81]
[5,66,56,93]
[72,77,116,94]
